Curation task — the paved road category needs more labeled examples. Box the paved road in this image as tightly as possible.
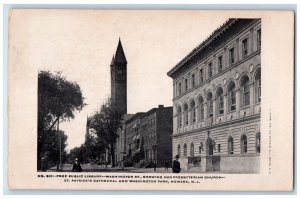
[48,164,173,173]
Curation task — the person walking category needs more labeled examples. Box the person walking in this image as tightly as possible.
[172,155,181,173]
[165,159,169,171]
[72,158,83,172]
[153,161,157,172]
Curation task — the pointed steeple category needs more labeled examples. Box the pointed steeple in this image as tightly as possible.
[114,38,127,64]
[110,54,115,66]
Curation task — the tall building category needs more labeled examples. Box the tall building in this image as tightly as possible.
[122,105,173,168]
[167,19,261,173]
[110,38,127,115]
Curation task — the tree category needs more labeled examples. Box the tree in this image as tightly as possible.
[38,71,85,170]
[89,98,123,167]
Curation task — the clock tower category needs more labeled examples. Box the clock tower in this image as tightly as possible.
[110,38,127,115]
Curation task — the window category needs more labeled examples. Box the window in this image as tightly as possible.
[177,106,182,128]
[185,78,188,91]
[217,144,221,152]
[178,83,182,95]
[184,103,189,125]
[199,69,204,83]
[208,63,213,78]
[256,132,261,153]
[216,87,224,115]
[190,143,194,156]
[190,100,196,123]
[228,136,234,154]
[228,82,236,111]
[183,144,187,156]
[191,74,195,88]
[199,142,203,154]
[257,29,261,50]
[255,68,261,103]
[177,145,181,156]
[207,92,213,118]
[198,97,204,121]
[218,55,223,73]
[241,134,247,154]
[242,38,248,58]
[229,47,235,64]
[240,75,250,107]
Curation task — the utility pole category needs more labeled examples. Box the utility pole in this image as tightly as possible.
[57,116,62,171]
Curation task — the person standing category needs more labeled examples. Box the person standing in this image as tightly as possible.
[72,158,83,172]
[165,159,169,171]
[153,161,157,172]
[172,155,181,173]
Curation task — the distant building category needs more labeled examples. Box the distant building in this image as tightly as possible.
[122,105,173,168]
[140,105,173,167]
[110,38,127,115]
[167,19,261,173]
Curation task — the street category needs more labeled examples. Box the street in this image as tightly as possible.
[48,164,173,173]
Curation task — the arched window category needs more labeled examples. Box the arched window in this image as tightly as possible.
[256,132,261,153]
[228,81,236,111]
[240,75,250,107]
[177,144,181,156]
[199,142,203,154]
[255,68,261,103]
[198,97,204,121]
[183,104,189,125]
[216,87,224,115]
[190,100,196,123]
[190,143,194,156]
[207,92,213,118]
[183,144,187,156]
[241,134,248,154]
[177,106,182,128]
[228,136,234,154]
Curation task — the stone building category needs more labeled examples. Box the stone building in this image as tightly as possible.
[140,105,173,167]
[110,38,127,115]
[121,105,173,168]
[167,19,261,173]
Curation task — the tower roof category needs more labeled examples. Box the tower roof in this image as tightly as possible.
[110,54,115,66]
[114,38,127,64]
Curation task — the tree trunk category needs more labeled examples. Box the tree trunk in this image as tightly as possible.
[110,143,115,168]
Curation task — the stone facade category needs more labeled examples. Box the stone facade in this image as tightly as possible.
[110,39,127,115]
[167,19,261,173]
[121,106,173,168]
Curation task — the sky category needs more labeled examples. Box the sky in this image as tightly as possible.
[10,10,228,151]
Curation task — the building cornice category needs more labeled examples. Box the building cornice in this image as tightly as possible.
[167,19,260,79]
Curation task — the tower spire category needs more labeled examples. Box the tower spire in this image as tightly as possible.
[114,38,127,64]
[110,54,115,66]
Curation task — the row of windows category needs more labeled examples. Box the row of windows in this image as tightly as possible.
[177,68,261,127]
[177,132,261,157]
[176,28,261,97]
[145,132,156,143]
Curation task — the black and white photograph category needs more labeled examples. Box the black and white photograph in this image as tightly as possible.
[37,17,261,174]
[7,9,293,191]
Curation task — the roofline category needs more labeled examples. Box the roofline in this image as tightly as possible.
[167,18,238,77]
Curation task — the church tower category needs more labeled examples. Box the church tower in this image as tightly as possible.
[110,38,127,115]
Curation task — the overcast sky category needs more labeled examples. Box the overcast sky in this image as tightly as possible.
[11,10,228,150]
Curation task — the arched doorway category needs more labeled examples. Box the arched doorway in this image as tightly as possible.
[206,137,214,156]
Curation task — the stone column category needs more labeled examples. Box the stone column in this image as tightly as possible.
[223,94,228,122]
[236,88,241,117]
[212,98,217,125]
[249,83,254,115]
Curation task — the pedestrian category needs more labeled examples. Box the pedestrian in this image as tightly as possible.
[172,155,181,173]
[165,159,169,171]
[72,158,83,172]
[153,161,157,172]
